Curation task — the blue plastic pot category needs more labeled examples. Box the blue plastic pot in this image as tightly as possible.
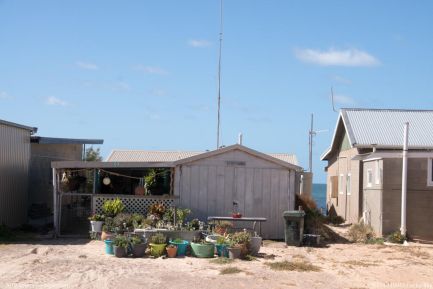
[215,244,228,257]
[170,240,189,256]
[104,239,114,255]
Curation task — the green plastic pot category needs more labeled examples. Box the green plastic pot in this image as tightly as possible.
[190,242,215,258]
[149,243,166,257]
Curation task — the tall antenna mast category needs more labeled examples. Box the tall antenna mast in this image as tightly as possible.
[331,86,337,112]
[309,113,328,174]
[216,0,223,149]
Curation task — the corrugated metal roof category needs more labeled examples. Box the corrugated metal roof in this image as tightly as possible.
[107,149,298,165]
[31,136,104,145]
[0,119,37,134]
[342,108,433,148]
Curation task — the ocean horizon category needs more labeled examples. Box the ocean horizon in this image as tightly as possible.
[312,183,326,212]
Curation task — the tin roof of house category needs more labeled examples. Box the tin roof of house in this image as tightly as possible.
[321,108,433,160]
[0,119,37,134]
[107,146,299,166]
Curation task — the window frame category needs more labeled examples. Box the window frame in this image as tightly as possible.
[367,169,373,188]
[427,158,433,187]
[339,174,344,195]
[346,173,352,195]
[375,160,382,185]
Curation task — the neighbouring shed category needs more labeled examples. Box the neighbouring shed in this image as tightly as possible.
[0,119,37,227]
[29,137,103,224]
[172,145,302,239]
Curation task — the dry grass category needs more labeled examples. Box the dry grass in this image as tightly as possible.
[220,267,242,275]
[209,258,234,265]
[265,260,321,272]
[343,260,379,267]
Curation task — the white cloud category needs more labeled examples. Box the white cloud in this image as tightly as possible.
[333,94,355,105]
[0,91,13,99]
[295,48,380,67]
[188,39,211,48]
[135,65,168,75]
[46,96,68,106]
[76,61,99,70]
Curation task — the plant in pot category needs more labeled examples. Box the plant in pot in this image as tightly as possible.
[130,235,146,258]
[102,198,125,218]
[113,235,129,258]
[190,239,215,258]
[149,233,166,257]
[214,221,233,235]
[227,231,251,259]
[88,213,105,233]
[166,244,177,258]
[113,213,133,233]
[169,238,189,257]
[101,217,115,241]
[215,236,229,258]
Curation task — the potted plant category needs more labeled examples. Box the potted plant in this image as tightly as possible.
[113,235,128,258]
[102,198,125,218]
[149,233,166,257]
[190,239,215,258]
[88,213,105,232]
[214,221,233,235]
[130,235,146,258]
[215,236,229,258]
[166,244,177,258]
[101,217,115,241]
[113,212,133,233]
[169,238,189,257]
[228,231,251,259]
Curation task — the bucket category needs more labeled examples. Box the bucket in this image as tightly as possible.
[169,240,189,256]
[104,240,114,255]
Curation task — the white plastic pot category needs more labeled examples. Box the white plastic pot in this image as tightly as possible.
[90,221,103,232]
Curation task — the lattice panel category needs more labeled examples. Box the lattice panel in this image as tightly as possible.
[93,196,174,215]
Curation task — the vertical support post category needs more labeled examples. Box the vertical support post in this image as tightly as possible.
[309,113,314,173]
[52,168,58,237]
[400,122,409,237]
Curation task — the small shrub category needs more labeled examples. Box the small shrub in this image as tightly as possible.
[214,221,233,235]
[265,260,321,272]
[102,198,125,217]
[347,223,375,243]
[148,203,166,219]
[130,235,143,245]
[113,213,133,228]
[88,213,105,221]
[229,231,251,246]
[386,231,406,244]
[113,235,128,248]
[325,215,345,225]
[150,233,166,244]
[220,267,242,275]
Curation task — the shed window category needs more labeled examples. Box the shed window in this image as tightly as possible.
[428,159,433,186]
[339,174,344,194]
[330,176,338,198]
[346,173,351,195]
[375,160,382,185]
[367,169,373,188]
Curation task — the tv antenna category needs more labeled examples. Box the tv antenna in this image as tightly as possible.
[216,0,223,149]
[308,113,328,173]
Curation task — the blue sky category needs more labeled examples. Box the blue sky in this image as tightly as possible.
[1,1,433,183]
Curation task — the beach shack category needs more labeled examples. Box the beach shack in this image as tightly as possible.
[52,144,304,239]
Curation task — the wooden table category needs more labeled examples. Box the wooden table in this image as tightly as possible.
[207,216,267,236]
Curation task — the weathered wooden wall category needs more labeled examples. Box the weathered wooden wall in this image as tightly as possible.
[173,149,297,239]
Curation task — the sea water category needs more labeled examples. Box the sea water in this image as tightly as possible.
[312,183,327,213]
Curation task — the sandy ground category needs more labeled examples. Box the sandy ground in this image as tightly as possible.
[1,237,433,289]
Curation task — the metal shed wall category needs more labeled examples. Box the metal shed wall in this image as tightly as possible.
[0,123,31,227]
[173,149,297,239]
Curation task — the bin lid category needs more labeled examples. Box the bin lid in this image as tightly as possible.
[283,210,305,218]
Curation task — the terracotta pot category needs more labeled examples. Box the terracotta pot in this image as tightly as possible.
[166,245,177,258]
[101,231,114,241]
